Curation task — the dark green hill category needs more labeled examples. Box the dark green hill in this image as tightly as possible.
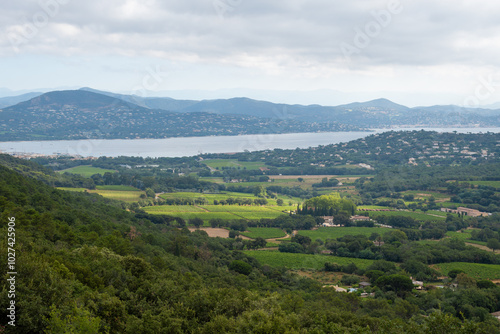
[0,153,94,188]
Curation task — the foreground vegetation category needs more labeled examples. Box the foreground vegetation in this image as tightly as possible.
[5,157,500,333]
[9,130,500,332]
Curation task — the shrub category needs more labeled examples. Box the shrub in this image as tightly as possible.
[229,260,252,275]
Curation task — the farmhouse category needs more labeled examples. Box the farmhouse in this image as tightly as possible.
[411,278,424,290]
[321,216,342,227]
[359,282,371,288]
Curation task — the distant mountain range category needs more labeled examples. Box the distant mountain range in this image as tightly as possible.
[0,88,498,141]
[78,88,500,127]
[0,92,43,108]
[0,90,359,141]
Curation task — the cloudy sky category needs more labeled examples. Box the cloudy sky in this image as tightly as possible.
[1,0,500,106]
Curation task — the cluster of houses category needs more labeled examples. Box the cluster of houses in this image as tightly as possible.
[327,279,425,294]
[321,206,491,227]
[441,207,491,217]
[321,215,370,227]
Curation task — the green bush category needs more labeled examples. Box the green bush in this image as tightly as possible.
[229,260,252,275]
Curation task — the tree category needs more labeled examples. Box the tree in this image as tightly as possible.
[228,230,240,238]
[303,194,356,216]
[45,304,102,334]
[487,238,500,253]
[291,235,311,246]
[278,242,304,253]
[365,270,384,282]
[456,273,477,289]
[189,217,204,229]
[229,260,252,275]
[253,185,267,198]
[448,269,465,279]
[334,213,351,226]
[476,279,497,289]
[340,275,360,286]
[252,237,267,249]
[209,218,222,228]
[375,275,414,297]
[145,188,156,198]
[276,198,284,206]
[383,230,408,244]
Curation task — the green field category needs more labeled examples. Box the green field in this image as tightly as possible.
[57,185,144,203]
[57,187,87,192]
[96,185,139,191]
[431,262,500,280]
[57,165,116,177]
[462,181,500,189]
[244,250,374,270]
[199,177,225,183]
[204,174,367,192]
[358,205,397,210]
[267,175,367,190]
[401,190,451,200]
[241,228,287,239]
[144,204,290,222]
[161,191,252,201]
[203,159,267,171]
[445,230,473,242]
[145,205,206,213]
[160,191,300,206]
[365,210,446,221]
[297,226,392,241]
[89,189,145,203]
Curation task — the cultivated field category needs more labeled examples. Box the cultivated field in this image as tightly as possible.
[159,191,299,206]
[88,189,145,203]
[203,159,268,171]
[57,165,117,177]
[57,185,145,203]
[363,210,447,221]
[462,180,500,189]
[96,185,140,191]
[187,227,231,238]
[241,227,287,239]
[431,262,500,280]
[144,204,290,222]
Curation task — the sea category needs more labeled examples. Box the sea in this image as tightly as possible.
[0,128,499,158]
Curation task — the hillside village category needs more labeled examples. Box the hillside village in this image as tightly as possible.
[210,131,500,169]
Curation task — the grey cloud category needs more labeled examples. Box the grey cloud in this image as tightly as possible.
[2,0,500,69]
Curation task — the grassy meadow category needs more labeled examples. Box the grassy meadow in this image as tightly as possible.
[57,165,116,177]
